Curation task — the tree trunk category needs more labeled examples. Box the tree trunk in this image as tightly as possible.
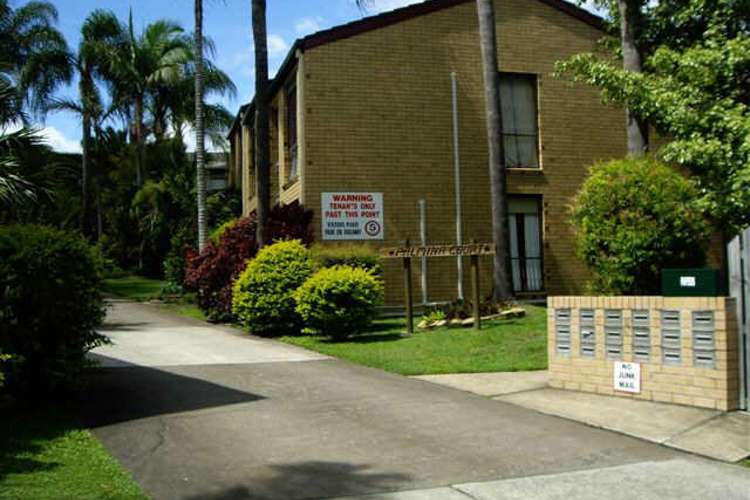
[134,93,145,186]
[81,111,91,237]
[195,0,208,251]
[252,0,271,247]
[96,184,103,241]
[619,0,649,156]
[476,0,513,302]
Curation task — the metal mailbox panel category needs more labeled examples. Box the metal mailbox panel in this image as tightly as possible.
[555,308,571,357]
[580,309,596,357]
[604,309,623,360]
[692,311,715,368]
[632,309,650,362]
[661,310,682,365]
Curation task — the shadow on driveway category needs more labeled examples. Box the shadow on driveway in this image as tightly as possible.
[183,461,412,500]
[76,355,264,428]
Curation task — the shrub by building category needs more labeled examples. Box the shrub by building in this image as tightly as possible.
[232,240,314,336]
[571,157,710,294]
[295,265,384,340]
[0,225,106,394]
[184,202,313,321]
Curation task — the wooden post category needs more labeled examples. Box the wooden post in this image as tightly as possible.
[403,240,414,335]
[471,254,481,330]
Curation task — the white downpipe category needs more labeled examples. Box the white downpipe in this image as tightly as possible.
[419,199,428,305]
[452,72,464,300]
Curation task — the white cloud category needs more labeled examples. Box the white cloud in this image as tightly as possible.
[295,16,323,35]
[360,0,425,13]
[268,34,289,56]
[181,123,227,153]
[40,126,81,153]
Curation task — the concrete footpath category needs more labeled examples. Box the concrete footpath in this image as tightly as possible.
[84,300,750,500]
[414,372,750,463]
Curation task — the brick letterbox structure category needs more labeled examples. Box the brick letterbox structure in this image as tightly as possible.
[548,297,740,411]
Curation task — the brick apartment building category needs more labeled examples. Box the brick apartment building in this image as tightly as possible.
[228,0,630,304]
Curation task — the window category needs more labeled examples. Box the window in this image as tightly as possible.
[499,73,539,168]
[286,82,298,181]
[508,196,543,292]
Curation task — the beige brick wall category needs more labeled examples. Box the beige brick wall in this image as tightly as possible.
[548,296,741,411]
[302,0,627,304]
[229,0,724,306]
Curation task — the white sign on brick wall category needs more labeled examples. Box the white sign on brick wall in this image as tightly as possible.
[321,192,384,240]
[614,361,641,393]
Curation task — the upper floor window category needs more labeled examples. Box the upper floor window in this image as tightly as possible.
[286,82,298,181]
[499,73,539,168]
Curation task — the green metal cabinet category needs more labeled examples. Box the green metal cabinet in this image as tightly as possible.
[661,268,722,297]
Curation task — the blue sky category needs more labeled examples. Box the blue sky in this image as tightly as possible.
[37,0,600,152]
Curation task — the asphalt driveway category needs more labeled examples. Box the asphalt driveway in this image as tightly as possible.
[83,300,750,500]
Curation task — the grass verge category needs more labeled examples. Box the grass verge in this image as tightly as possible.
[103,275,206,321]
[281,305,547,376]
[103,275,166,301]
[0,404,148,500]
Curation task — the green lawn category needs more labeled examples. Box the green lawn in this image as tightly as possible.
[281,305,548,376]
[103,275,206,321]
[0,405,148,500]
[103,275,166,301]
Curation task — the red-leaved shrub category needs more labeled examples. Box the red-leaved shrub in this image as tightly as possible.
[184,202,313,322]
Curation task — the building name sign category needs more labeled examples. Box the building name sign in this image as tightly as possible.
[321,192,384,240]
[614,361,641,393]
[382,243,494,259]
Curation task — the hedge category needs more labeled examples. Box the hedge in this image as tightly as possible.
[0,225,106,394]
[571,157,710,294]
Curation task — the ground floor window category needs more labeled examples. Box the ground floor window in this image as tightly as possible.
[509,196,543,292]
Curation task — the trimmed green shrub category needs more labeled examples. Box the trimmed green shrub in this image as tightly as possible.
[232,240,314,335]
[0,225,107,394]
[185,202,314,322]
[295,265,384,340]
[571,157,710,294]
[311,243,383,274]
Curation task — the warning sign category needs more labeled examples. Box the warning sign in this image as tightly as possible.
[321,192,384,240]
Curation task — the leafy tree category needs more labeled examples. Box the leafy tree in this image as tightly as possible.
[561,2,750,232]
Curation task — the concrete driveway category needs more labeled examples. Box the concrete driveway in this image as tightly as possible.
[84,300,750,500]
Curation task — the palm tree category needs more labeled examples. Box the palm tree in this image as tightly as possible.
[153,47,236,148]
[251,0,271,246]
[195,0,207,250]
[0,1,70,210]
[476,0,512,301]
[0,0,72,119]
[106,13,192,186]
[52,10,124,236]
